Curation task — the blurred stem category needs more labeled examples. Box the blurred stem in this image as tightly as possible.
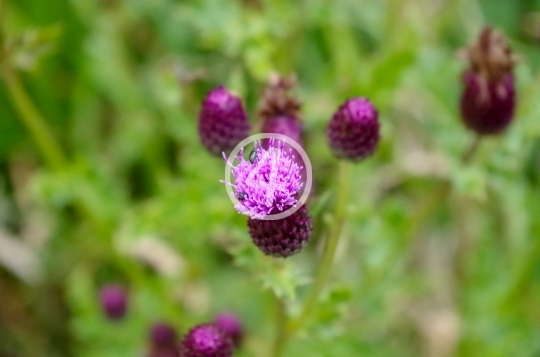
[271,295,287,357]
[461,133,481,164]
[286,161,352,336]
[2,69,66,169]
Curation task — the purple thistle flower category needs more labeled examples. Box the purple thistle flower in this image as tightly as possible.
[198,86,251,156]
[179,324,233,357]
[326,97,380,161]
[214,312,243,347]
[99,284,127,320]
[248,204,312,258]
[222,138,304,219]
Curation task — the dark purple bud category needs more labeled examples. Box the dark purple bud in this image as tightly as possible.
[147,322,179,357]
[459,26,517,135]
[198,86,250,156]
[247,205,313,258]
[151,323,178,349]
[214,312,243,347]
[326,97,380,161]
[179,324,233,357]
[460,71,515,134]
[261,115,303,146]
[99,284,127,320]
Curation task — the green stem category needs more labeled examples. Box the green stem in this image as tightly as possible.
[2,70,66,169]
[271,295,287,357]
[461,133,481,165]
[286,160,352,335]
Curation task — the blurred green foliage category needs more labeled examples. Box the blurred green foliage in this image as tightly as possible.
[1,0,540,356]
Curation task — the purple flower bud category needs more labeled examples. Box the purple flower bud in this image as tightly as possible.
[151,323,178,349]
[459,26,517,135]
[326,97,380,161]
[179,324,233,357]
[460,71,515,134]
[148,323,179,357]
[248,204,312,258]
[199,86,250,156]
[261,115,303,146]
[222,139,304,219]
[99,284,127,320]
[214,312,243,347]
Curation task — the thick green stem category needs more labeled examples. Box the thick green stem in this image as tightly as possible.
[3,70,66,169]
[286,161,352,335]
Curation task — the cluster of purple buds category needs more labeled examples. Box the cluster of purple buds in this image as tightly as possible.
[144,312,242,357]
[200,76,314,258]
[222,137,313,258]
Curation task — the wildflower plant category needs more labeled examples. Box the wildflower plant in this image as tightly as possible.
[2,2,540,357]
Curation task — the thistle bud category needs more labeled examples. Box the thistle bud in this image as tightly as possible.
[198,86,250,156]
[459,26,517,135]
[247,205,313,258]
[99,284,127,320]
[148,323,179,357]
[179,324,233,357]
[258,73,303,146]
[214,312,243,347]
[326,97,380,161]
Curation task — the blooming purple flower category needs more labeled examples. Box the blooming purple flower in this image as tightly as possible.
[99,284,127,320]
[223,138,304,219]
[179,324,233,357]
[214,312,243,347]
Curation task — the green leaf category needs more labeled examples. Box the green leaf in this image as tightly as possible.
[451,164,487,202]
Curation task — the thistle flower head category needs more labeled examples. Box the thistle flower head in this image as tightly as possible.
[99,284,127,320]
[459,26,517,135]
[150,323,178,349]
[222,138,304,219]
[248,204,312,258]
[198,86,250,156]
[179,324,233,357]
[148,322,180,357]
[326,97,380,161]
[261,116,303,147]
[214,312,243,347]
